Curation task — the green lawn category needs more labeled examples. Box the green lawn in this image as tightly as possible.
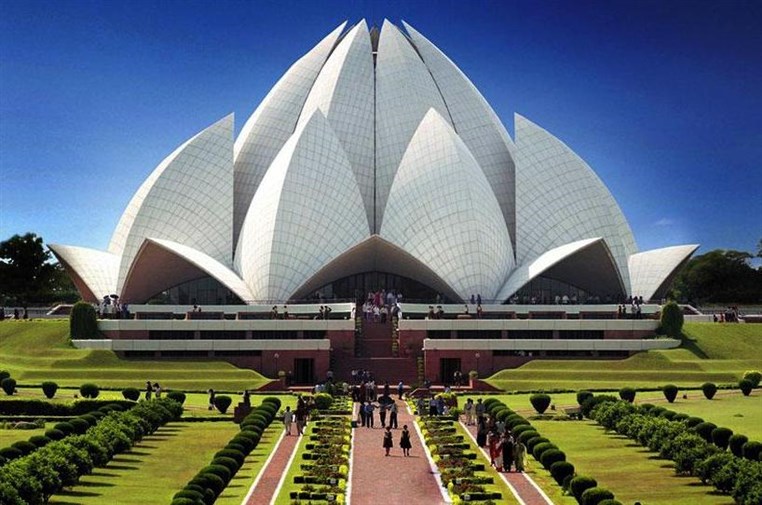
[533,419,735,505]
[0,428,45,447]
[48,421,238,505]
[0,320,270,390]
[486,323,762,391]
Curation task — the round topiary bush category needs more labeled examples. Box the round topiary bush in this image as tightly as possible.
[28,435,52,448]
[167,391,187,405]
[711,427,734,450]
[743,370,761,388]
[526,436,549,452]
[0,370,9,381]
[171,498,198,505]
[530,393,552,414]
[70,300,99,339]
[122,387,140,401]
[694,422,718,442]
[532,442,557,460]
[577,390,593,405]
[659,410,677,421]
[701,382,717,400]
[173,489,204,503]
[0,447,23,461]
[729,434,749,457]
[213,395,232,414]
[11,440,36,456]
[684,416,704,428]
[201,464,231,484]
[45,428,66,440]
[512,424,534,437]
[739,379,753,396]
[215,448,245,465]
[1,377,17,395]
[550,460,575,485]
[660,300,683,337]
[570,475,597,502]
[80,383,100,399]
[540,449,566,469]
[662,384,678,403]
[598,500,623,505]
[742,441,762,460]
[314,392,333,410]
[618,387,636,403]
[211,456,240,476]
[69,417,90,434]
[54,421,75,435]
[581,487,615,505]
[41,381,58,399]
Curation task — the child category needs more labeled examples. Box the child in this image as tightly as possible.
[383,426,393,456]
[400,425,412,457]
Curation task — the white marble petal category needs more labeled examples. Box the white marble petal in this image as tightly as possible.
[235,110,370,302]
[233,22,347,244]
[296,20,375,230]
[48,244,119,302]
[629,244,699,301]
[112,115,234,292]
[403,21,517,246]
[514,114,637,290]
[380,109,514,300]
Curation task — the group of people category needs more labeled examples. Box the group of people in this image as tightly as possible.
[0,307,28,320]
[714,307,741,323]
[361,289,403,323]
[269,305,289,319]
[98,296,129,319]
[383,424,413,457]
[282,395,312,436]
[144,381,162,399]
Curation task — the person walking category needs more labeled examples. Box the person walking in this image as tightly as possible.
[207,388,216,410]
[476,416,488,447]
[397,380,404,399]
[514,439,527,472]
[145,381,153,400]
[379,402,387,428]
[364,401,375,428]
[389,401,398,429]
[283,406,294,435]
[383,427,393,456]
[400,425,412,456]
[464,398,474,425]
[501,433,515,472]
[359,400,367,427]
[475,398,485,419]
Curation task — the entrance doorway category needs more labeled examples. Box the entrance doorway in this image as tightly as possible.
[294,358,315,385]
[439,358,461,384]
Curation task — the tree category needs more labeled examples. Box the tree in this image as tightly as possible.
[671,249,762,303]
[0,233,56,305]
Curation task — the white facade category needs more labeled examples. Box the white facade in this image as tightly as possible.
[54,20,697,304]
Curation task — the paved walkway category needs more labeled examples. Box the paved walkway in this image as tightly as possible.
[244,429,299,505]
[349,399,447,505]
[461,422,553,505]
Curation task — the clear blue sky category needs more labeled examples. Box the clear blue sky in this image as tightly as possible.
[1,0,760,258]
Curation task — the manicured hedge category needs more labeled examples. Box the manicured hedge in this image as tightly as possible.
[662,384,679,403]
[41,381,58,399]
[702,382,717,399]
[0,399,135,416]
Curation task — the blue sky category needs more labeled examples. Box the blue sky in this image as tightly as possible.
[1,0,760,258]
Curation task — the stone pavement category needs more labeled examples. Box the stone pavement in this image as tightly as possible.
[349,399,447,505]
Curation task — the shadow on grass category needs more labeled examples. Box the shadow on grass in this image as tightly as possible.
[90,471,118,478]
[113,457,142,463]
[679,332,710,359]
[104,464,139,471]
[77,481,115,488]
[56,489,101,498]
[127,450,151,456]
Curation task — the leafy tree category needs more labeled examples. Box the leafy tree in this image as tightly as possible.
[671,249,762,303]
[0,233,60,305]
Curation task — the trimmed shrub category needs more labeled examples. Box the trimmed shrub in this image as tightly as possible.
[729,434,749,457]
[314,392,333,410]
[701,382,717,399]
[694,422,718,442]
[684,416,704,428]
[540,449,566,469]
[173,489,204,502]
[742,441,762,460]
[618,387,636,403]
[69,417,90,434]
[211,456,240,475]
[532,442,557,460]
[80,383,100,399]
[0,447,23,461]
[0,370,9,381]
[167,391,187,405]
[577,390,593,405]
[660,300,683,337]
[54,421,75,435]
[550,460,575,485]
[28,435,52,448]
[662,384,678,403]
[1,377,17,395]
[672,413,689,422]
[215,448,245,465]
[213,395,232,414]
[743,370,761,388]
[41,381,58,399]
[122,388,140,401]
[530,393,551,414]
[70,300,99,339]
[581,395,617,418]
[11,440,37,456]
[711,427,733,450]
[581,487,615,505]
[200,464,231,484]
[526,436,549,452]
[739,379,753,396]
[570,475,597,502]
[517,430,539,445]
[45,428,66,440]
[659,410,677,421]
[512,424,534,437]
[598,500,623,505]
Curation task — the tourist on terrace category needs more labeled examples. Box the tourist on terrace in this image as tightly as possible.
[270,305,278,319]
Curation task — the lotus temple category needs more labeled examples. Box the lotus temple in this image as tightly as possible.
[50,20,698,384]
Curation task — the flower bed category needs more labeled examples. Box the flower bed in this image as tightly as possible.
[289,397,352,503]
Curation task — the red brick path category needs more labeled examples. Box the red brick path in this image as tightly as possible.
[462,422,553,505]
[349,399,447,505]
[245,429,298,505]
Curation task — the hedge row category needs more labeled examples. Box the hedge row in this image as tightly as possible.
[591,399,762,505]
[0,402,136,466]
[480,398,618,505]
[171,397,281,505]
[0,398,182,505]
[0,399,136,417]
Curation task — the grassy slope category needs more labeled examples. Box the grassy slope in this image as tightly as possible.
[0,320,270,390]
[486,323,762,391]
[532,420,735,505]
[49,421,238,505]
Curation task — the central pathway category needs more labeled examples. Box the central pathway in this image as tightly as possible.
[244,430,298,505]
[349,399,447,505]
